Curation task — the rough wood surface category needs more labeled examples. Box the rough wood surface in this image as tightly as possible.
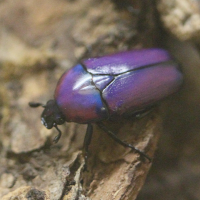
[157,0,200,41]
[0,0,163,199]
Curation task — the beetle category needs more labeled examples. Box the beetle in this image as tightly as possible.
[29,48,183,162]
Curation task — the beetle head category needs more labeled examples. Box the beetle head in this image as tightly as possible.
[29,100,65,143]
[40,100,65,129]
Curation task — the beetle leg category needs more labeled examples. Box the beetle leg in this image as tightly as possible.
[53,125,62,143]
[97,122,152,162]
[83,123,93,170]
[134,106,155,119]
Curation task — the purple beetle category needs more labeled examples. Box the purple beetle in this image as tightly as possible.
[29,48,183,162]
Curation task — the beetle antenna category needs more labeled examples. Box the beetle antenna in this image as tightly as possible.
[53,125,62,143]
[29,102,46,108]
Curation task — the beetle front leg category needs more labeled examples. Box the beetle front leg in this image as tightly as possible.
[53,125,62,143]
[83,123,93,170]
[97,122,152,162]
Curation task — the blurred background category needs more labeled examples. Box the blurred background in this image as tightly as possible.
[0,0,200,199]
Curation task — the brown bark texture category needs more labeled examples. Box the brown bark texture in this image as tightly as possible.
[157,0,200,42]
[0,0,173,199]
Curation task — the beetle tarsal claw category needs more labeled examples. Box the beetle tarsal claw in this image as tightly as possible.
[134,148,152,163]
